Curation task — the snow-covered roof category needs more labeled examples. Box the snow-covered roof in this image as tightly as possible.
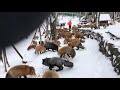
[100,14,111,21]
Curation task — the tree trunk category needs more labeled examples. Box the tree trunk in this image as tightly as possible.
[113,12,115,22]
[50,12,57,40]
[46,17,49,31]
[39,27,42,42]
[96,12,100,29]
[79,12,81,21]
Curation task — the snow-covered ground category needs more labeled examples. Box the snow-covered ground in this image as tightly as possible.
[0,15,120,78]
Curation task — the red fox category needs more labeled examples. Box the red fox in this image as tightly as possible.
[5,65,36,78]
[59,30,72,38]
[27,44,36,50]
[74,32,85,39]
[52,40,61,47]
[72,25,78,31]
[35,44,46,54]
[58,46,76,59]
[68,38,84,50]
[42,70,59,78]
[64,37,72,44]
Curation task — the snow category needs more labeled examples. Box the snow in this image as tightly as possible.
[58,15,79,28]
[0,15,120,78]
[93,23,120,47]
[100,14,111,21]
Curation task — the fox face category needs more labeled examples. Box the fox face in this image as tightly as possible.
[42,58,51,66]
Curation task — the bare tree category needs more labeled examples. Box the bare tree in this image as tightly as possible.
[113,12,116,22]
[50,12,57,40]
[96,12,100,29]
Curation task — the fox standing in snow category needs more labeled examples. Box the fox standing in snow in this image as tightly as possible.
[5,65,36,78]
[35,43,46,54]
[64,37,72,44]
[42,57,73,71]
[52,39,61,47]
[68,38,85,50]
[44,42,58,52]
[42,70,59,78]
[58,46,76,59]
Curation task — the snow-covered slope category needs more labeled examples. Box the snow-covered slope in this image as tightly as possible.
[0,15,120,78]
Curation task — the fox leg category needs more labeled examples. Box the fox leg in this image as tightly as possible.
[67,54,70,57]
[49,66,54,70]
[52,49,55,52]
[56,66,63,71]
[79,44,85,49]
[40,51,42,54]
[23,76,27,78]
[76,46,79,50]
[48,49,50,51]
[60,55,63,58]
[114,66,120,75]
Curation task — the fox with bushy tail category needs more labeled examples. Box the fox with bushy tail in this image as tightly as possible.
[5,65,36,78]
[58,46,76,60]
[42,57,73,71]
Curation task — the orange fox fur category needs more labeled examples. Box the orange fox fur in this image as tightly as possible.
[64,38,72,44]
[5,65,36,78]
[74,32,85,39]
[27,44,36,50]
[35,44,46,54]
[52,40,61,47]
[57,28,72,38]
[68,38,84,49]
[68,38,80,48]
[42,70,59,78]
[58,46,73,57]
[64,31,72,38]
[72,25,78,31]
